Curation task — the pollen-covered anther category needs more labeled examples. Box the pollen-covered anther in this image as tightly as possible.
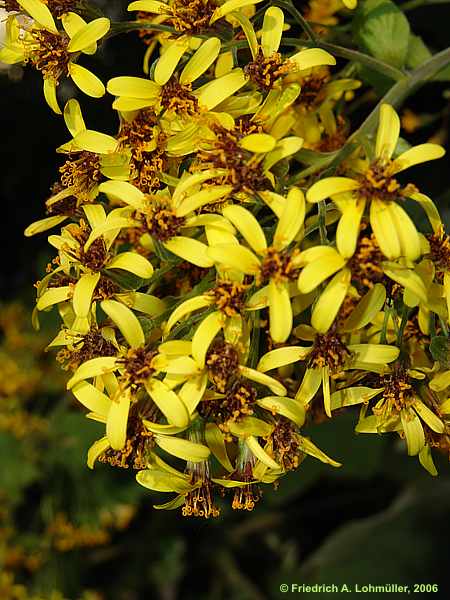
[428,226,450,274]
[377,367,413,415]
[159,79,199,116]
[143,200,185,242]
[271,418,302,471]
[245,50,291,91]
[80,237,108,271]
[59,152,102,201]
[206,341,240,393]
[26,29,70,81]
[309,330,350,372]
[259,247,300,285]
[56,328,116,372]
[182,480,220,518]
[348,231,385,292]
[120,347,158,388]
[169,0,216,33]
[297,71,330,110]
[356,160,418,203]
[99,412,154,470]
[210,280,248,316]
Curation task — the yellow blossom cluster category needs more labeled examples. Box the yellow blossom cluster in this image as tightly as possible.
[4,0,450,518]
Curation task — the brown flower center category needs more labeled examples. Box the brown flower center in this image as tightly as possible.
[27,29,70,81]
[309,330,350,372]
[245,50,291,90]
[260,247,299,284]
[206,342,240,392]
[210,280,248,316]
[120,347,157,388]
[160,79,199,116]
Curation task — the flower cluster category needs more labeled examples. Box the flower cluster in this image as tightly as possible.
[7,0,450,517]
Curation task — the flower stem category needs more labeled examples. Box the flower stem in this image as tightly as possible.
[401,0,450,11]
[272,0,318,43]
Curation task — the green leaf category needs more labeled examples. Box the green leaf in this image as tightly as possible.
[355,0,410,69]
[406,34,432,69]
[430,336,450,368]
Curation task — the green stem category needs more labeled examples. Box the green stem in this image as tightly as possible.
[318,201,328,244]
[401,0,450,11]
[380,304,393,344]
[107,20,186,38]
[396,306,410,346]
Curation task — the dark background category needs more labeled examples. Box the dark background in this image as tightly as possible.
[1,1,450,598]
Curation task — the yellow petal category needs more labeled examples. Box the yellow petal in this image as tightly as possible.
[192,311,224,368]
[176,185,232,217]
[106,388,131,450]
[336,199,364,259]
[273,188,305,251]
[67,17,110,52]
[257,346,311,372]
[145,380,190,427]
[228,416,273,438]
[331,386,383,411]
[388,202,421,261]
[418,446,438,477]
[72,272,100,333]
[412,398,444,433]
[72,381,111,415]
[429,370,450,392]
[306,177,359,203]
[382,263,427,303]
[207,243,261,274]
[257,396,306,427]
[179,373,208,414]
[36,286,71,311]
[297,253,346,293]
[74,129,118,154]
[43,78,61,114]
[172,168,228,206]
[375,103,400,161]
[239,132,276,153]
[154,38,189,85]
[230,11,258,59]
[409,192,442,233]
[347,343,399,364]
[295,367,322,404]
[209,0,264,23]
[341,284,386,331]
[112,97,156,111]
[401,408,425,456]
[155,434,210,462]
[239,366,287,396]
[68,63,105,98]
[18,0,57,33]
[290,48,336,71]
[311,268,351,333]
[195,69,246,110]
[390,143,445,174]
[107,252,153,278]
[24,215,67,237]
[245,436,280,470]
[100,299,145,348]
[107,76,160,99]
[370,199,401,259]
[87,437,110,469]
[222,205,267,254]
[268,280,292,343]
[98,180,145,210]
[180,37,221,84]
[205,423,234,471]
[67,357,118,389]
[163,237,214,268]
[128,0,169,13]
[261,6,284,57]
[136,469,192,493]
[263,136,303,171]
[63,98,85,137]
[298,436,341,467]
[164,295,212,335]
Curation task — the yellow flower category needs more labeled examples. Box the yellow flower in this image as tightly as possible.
[306,104,445,261]
[207,187,306,343]
[0,11,110,112]
[257,324,399,417]
[99,170,233,268]
[238,6,335,91]
[354,364,445,473]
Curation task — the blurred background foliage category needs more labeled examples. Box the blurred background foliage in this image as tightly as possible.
[1,1,450,598]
